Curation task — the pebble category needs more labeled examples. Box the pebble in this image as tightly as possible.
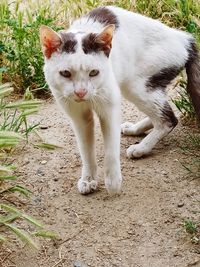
[177,203,184,208]
[32,196,42,205]
[41,160,47,165]
[173,252,179,257]
[161,170,168,176]
[73,261,89,267]
[36,168,45,176]
[40,125,49,129]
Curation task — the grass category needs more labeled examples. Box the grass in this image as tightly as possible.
[1,0,200,97]
[180,132,200,243]
[172,79,195,120]
[183,218,200,244]
[1,1,63,92]
[0,82,58,248]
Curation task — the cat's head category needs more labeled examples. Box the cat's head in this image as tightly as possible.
[39,25,115,102]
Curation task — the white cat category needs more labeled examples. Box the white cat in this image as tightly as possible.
[40,6,200,195]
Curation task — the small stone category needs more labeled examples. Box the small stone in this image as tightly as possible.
[177,203,184,208]
[41,160,47,165]
[74,261,88,267]
[54,178,58,182]
[32,196,42,205]
[40,125,49,129]
[36,168,45,176]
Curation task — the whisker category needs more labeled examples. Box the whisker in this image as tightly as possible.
[93,92,111,104]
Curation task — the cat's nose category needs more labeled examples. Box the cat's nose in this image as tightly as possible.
[74,88,87,98]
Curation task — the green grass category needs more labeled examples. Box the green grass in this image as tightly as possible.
[183,218,200,244]
[0,82,57,248]
[1,0,200,97]
[173,79,195,119]
[0,0,63,92]
[180,133,200,243]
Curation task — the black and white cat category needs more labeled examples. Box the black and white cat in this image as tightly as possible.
[40,6,200,195]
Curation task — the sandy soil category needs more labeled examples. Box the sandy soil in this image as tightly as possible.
[1,98,200,267]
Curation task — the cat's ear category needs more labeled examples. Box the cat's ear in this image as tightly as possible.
[39,25,62,59]
[96,24,115,56]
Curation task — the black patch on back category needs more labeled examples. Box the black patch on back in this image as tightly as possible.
[146,67,182,90]
[161,102,178,128]
[87,7,119,28]
[82,33,110,57]
[60,32,77,53]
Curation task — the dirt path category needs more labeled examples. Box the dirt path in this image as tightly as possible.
[4,99,200,267]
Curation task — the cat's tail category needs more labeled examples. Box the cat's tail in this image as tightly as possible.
[185,40,200,120]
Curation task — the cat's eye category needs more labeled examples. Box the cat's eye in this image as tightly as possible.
[59,70,72,78]
[89,69,99,77]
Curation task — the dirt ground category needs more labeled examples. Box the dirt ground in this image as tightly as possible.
[1,97,200,267]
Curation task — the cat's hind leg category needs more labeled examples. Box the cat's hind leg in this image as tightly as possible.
[121,117,153,136]
[125,89,178,158]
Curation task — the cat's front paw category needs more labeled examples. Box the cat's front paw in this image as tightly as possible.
[77,178,98,195]
[121,122,137,136]
[105,176,122,195]
[127,144,150,158]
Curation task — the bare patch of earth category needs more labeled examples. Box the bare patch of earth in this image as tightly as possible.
[1,98,200,267]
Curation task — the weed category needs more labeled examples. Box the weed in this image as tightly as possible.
[172,79,195,119]
[184,219,197,235]
[1,0,200,98]
[183,219,200,243]
[0,82,57,248]
[1,1,63,92]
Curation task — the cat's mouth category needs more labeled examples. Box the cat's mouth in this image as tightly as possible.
[74,98,86,103]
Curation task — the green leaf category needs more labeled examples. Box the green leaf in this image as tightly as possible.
[22,214,43,228]
[34,142,63,150]
[5,100,43,110]
[0,140,20,148]
[34,230,58,239]
[0,175,18,180]
[0,213,20,223]
[7,185,32,197]
[4,223,37,248]
[0,204,21,215]
[0,131,24,140]
[21,108,39,116]
[0,165,13,175]
[0,204,42,227]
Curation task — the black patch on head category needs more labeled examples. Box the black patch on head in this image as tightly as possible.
[146,67,182,90]
[161,102,178,128]
[82,33,110,57]
[87,7,119,28]
[60,32,77,53]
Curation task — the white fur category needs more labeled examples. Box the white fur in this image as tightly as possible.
[43,6,193,194]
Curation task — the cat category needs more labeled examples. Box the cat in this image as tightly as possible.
[39,6,200,195]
